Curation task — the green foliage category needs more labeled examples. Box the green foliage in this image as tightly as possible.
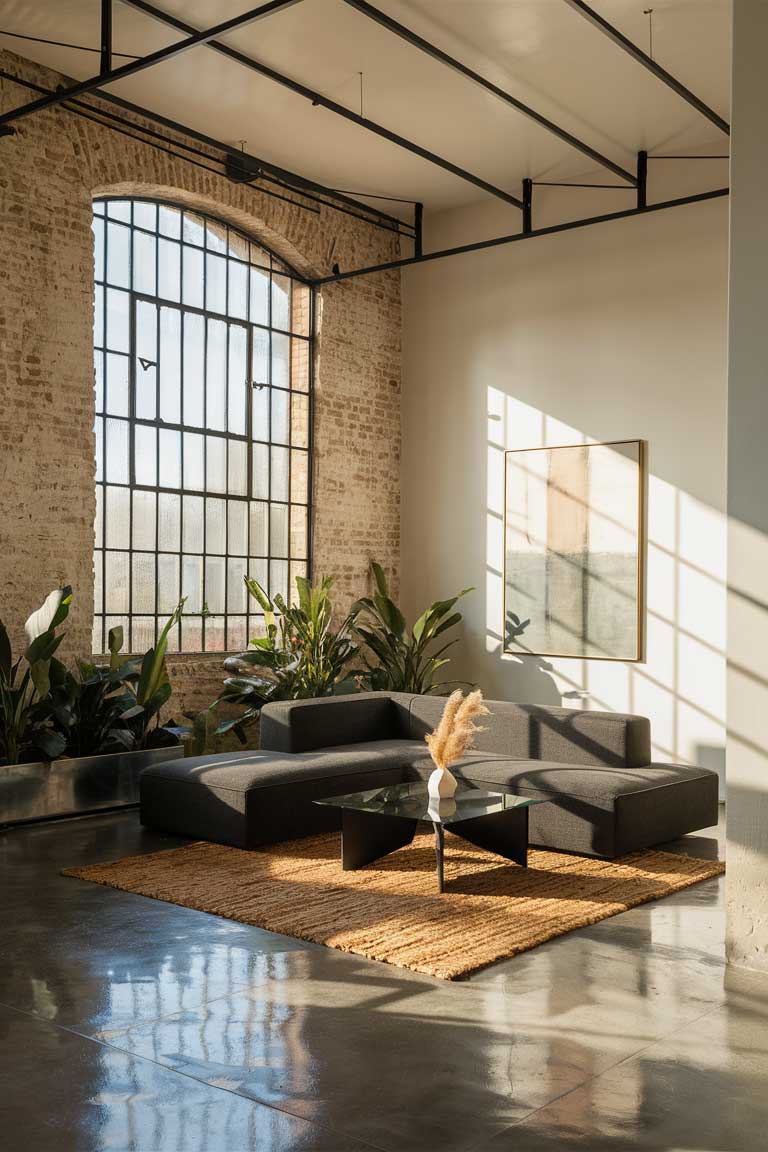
[0,587,73,766]
[119,599,187,750]
[215,576,359,742]
[353,562,472,695]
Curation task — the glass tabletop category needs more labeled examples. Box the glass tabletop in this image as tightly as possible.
[314,781,546,825]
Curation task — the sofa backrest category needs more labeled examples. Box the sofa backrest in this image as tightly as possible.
[260,693,404,753]
[406,697,651,769]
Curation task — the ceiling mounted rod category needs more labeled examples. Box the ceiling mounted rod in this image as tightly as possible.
[313,186,729,285]
[0,0,304,128]
[563,0,730,136]
[340,0,637,187]
[121,0,523,208]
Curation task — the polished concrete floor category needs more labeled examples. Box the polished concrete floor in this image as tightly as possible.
[0,809,766,1152]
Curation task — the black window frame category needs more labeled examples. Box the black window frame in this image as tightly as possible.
[92,196,314,655]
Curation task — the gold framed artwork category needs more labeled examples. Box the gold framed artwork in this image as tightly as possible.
[503,440,647,661]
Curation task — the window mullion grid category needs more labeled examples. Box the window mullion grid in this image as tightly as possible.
[268,256,273,611]
[202,309,209,652]
[154,244,161,647]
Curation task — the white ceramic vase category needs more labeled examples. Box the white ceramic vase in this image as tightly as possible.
[427,765,458,800]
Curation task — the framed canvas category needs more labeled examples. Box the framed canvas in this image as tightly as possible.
[503,440,646,661]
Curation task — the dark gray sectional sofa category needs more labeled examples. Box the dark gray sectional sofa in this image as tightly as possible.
[140,692,719,858]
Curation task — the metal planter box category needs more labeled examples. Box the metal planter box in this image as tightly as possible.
[0,747,184,828]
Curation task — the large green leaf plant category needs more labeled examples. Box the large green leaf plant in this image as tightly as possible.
[215,576,359,742]
[353,562,472,695]
[0,587,73,765]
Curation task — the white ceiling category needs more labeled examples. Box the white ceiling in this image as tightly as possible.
[0,0,731,215]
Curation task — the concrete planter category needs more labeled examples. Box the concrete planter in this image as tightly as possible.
[0,746,184,829]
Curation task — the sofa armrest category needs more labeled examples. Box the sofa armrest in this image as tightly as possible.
[259,693,400,753]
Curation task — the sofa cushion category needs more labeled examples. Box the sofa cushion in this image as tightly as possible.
[259,694,407,753]
[406,698,651,768]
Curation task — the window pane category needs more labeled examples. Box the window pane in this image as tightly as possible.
[107,199,131,223]
[271,388,289,444]
[291,450,309,504]
[158,429,181,490]
[182,615,203,651]
[131,615,156,653]
[227,615,247,652]
[94,484,104,545]
[106,221,131,288]
[206,436,226,493]
[92,217,105,282]
[132,227,156,295]
[228,258,247,320]
[159,204,181,239]
[271,446,289,502]
[291,337,310,393]
[271,273,290,330]
[228,500,248,556]
[250,266,269,325]
[272,332,290,389]
[158,492,181,551]
[206,319,227,431]
[105,551,129,612]
[252,443,269,500]
[270,559,288,603]
[291,391,309,448]
[181,555,203,612]
[135,424,157,486]
[182,495,204,552]
[204,616,225,651]
[252,384,269,442]
[206,218,227,253]
[204,556,225,612]
[229,229,248,261]
[160,306,181,423]
[133,490,156,551]
[95,351,104,414]
[228,324,247,434]
[132,553,155,613]
[135,300,157,419]
[249,502,268,556]
[106,353,129,418]
[227,559,247,613]
[183,432,205,492]
[206,498,226,554]
[252,327,269,389]
[133,201,156,231]
[183,311,205,427]
[105,485,130,548]
[105,418,129,484]
[182,244,204,308]
[270,503,288,558]
[158,238,180,302]
[94,284,104,348]
[95,416,103,482]
[106,288,129,352]
[158,553,180,613]
[183,211,205,246]
[206,252,226,314]
[291,504,308,559]
[228,440,247,496]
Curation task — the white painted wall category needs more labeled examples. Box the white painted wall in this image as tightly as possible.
[725,0,768,974]
[401,183,729,781]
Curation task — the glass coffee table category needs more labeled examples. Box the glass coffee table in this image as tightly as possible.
[315,782,545,893]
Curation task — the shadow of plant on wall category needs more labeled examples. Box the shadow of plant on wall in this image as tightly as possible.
[487,387,726,771]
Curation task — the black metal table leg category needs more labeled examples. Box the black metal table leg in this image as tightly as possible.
[449,806,530,867]
[433,821,445,893]
[340,808,417,870]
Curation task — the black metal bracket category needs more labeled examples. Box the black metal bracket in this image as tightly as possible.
[414,202,423,257]
[636,150,648,210]
[100,0,112,76]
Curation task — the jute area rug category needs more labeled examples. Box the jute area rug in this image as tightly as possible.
[64,831,724,980]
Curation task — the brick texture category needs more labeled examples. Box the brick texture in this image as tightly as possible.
[0,49,401,720]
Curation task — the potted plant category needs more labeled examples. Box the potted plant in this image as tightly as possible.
[0,592,185,828]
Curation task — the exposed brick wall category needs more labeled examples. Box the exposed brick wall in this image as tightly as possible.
[0,49,401,720]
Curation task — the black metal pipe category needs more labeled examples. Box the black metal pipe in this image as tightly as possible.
[636,150,648,210]
[121,0,523,209]
[563,0,730,136]
[522,178,533,234]
[341,0,637,187]
[533,181,635,190]
[414,202,423,257]
[0,0,304,128]
[312,187,729,285]
[100,0,112,75]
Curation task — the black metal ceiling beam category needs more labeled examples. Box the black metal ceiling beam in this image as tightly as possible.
[0,0,303,129]
[563,0,730,136]
[313,186,729,285]
[121,0,523,209]
[100,0,112,75]
[341,0,637,187]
